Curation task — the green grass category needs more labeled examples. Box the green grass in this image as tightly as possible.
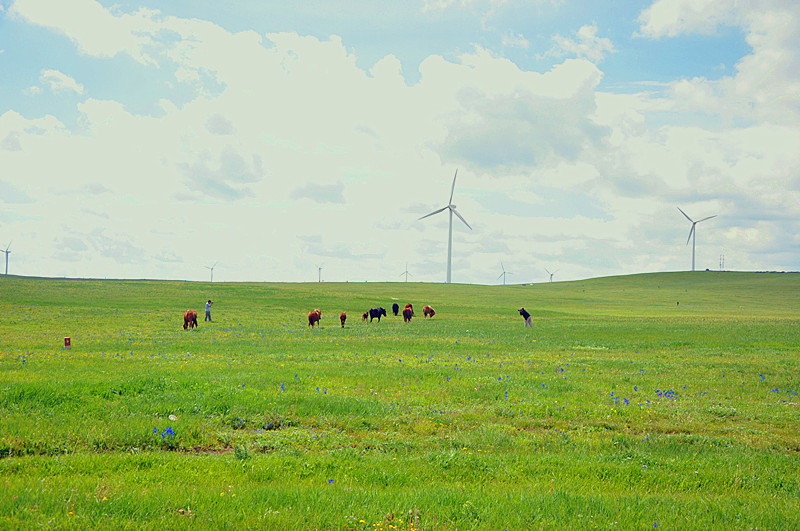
[1,271,799,529]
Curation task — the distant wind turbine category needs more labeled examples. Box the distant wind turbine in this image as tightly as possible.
[400,263,413,282]
[205,262,218,282]
[498,261,512,285]
[2,242,10,275]
[545,268,558,283]
[317,264,323,282]
[418,169,472,283]
[677,207,717,271]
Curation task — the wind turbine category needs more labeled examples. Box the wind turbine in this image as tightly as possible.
[205,262,218,282]
[317,264,323,282]
[545,268,558,283]
[400,263,413,282]
[418,169,472,283]
[2,242,10,275]
[677,207,717,271]
[498,261,512,285]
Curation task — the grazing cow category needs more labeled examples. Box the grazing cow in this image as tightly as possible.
[404,303,414,316]
[369,307,387,322]
[392,302,399,316]
[183,310,198,330]
[423,305,435,318]
[403,307,413,322]
[362,311,368,321]
[340,312,347,328]
[308,309,322,328]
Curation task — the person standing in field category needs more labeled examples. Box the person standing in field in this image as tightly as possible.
[518,307,532,328]
[205,299,213,321]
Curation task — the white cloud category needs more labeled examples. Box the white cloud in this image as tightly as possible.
[39,69,84,94]
[546,23,616,63]
[9,0,161,64]
[638,1,800,124]
[637,0,738,38]
[502,31,529,50]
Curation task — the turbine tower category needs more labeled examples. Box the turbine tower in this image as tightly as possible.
[2,242,10,275]
[678,207,717,271]
[545,268,558,283]
[205,262,217,282]
[498,261,512,285]
[317,264,323,282]
[400,263,413,282]
[418,169,472,283]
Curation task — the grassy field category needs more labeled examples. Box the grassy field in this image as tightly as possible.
[0,271,799,529]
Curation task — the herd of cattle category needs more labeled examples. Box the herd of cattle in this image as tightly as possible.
[183,303,436,330]
[308,302,436,328]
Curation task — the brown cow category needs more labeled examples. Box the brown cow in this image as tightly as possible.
[362,311,368,321]
[183,310,198,330]
[340,312,347,328]
[308,309,322,328]
[404,303,414,315]
[403,307,413,322]
[423,305,435,318]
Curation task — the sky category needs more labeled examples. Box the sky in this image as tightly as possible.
[1,0,798,284]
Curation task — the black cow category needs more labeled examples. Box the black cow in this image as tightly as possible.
[392,302,399,316]
[369,307,387,322]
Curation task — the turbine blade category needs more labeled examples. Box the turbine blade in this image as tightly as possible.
[697,215,717,223]
[449,169,458,205]
[451,207,472,230]
[498,272,504,280]
[545,268,551,275]
[677,207,694,222]
[686,224,695,246]
[418,206,448,220]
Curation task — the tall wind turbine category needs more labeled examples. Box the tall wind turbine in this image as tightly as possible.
[2,242,10,275]
[545,268,558,283]
[400,263,413,282]
[317,264,323,282]
[498,261,512,285]
[677,207,717,271]
[418,169,472,283]
[205,262,218,282]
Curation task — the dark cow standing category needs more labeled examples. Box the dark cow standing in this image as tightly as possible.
[392,302,400,316]
[361,311,368,321]
[308,309,322,328]
[183,310,198,330]
[402,306,413,322]
[369,307,387,322]
[340,312,347,328]
[423,305,435,318]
